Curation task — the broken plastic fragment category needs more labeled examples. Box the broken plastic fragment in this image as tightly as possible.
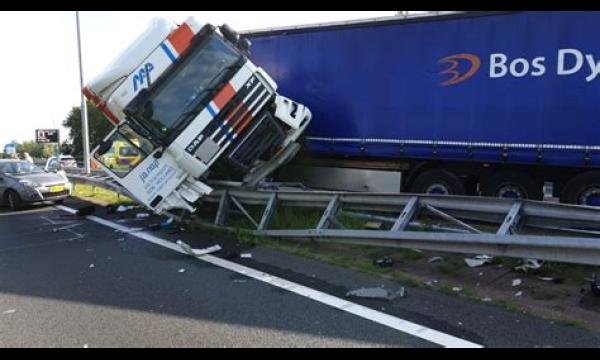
[482,297,492,302]
[373,257,393,267]
[515,258,543,272]
[136,213,150,219]
[2,309,16,315]
[176,240,222,257]
[89,264,95,268]
[515,291,523,297]
[452,287,462,292]
[364,221,383,230]
[512,279,522,287]
[240,253,252,258]
[464,256,492,268]
[345,286,405,301]
[178,268,185,273]
[428,256,444,263]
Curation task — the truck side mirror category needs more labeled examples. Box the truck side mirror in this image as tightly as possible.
[239,38,251,54]
[219,24,239,44]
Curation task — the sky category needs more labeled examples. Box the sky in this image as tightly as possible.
[0,11,397,149]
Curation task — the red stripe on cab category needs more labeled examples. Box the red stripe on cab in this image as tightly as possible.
[167,23,194,55]
[213,83,236,109]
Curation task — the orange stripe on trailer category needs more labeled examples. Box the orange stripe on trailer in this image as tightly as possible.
[213,83,236,109]
[224,101,245,123]
[167,23,194,55]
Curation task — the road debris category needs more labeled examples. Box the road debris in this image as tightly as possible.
[452,287,462,292]
[176,241,222,257]
[135,213,150,219]
[240,253,253,258]
[515,258,543,272]
[364,221,383,230]
[512,279,522,287]
[481,297,492,302]
[178,268,185,273]
[76,206,96,217]
[116,237,125,242]
[536,276,565,284]
[591,274,600,296]
[346,286,405,301]
[373,257,393,267]
[2,309,16,315]
[515,291,523,297]
[424,279,439,286]
[115,227,144,234]
[464,255,493,268]
[89,264,95,268]
[427,256,444,263]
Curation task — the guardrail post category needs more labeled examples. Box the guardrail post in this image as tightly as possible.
[497,201,523,235]
[258,193,278,231]
[391,196,419,232]
[316,195,341,230]
[215,191,230,226]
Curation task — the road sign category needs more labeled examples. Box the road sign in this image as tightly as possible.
[36,129,59,143]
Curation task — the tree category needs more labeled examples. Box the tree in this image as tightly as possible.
[62,101,114,159]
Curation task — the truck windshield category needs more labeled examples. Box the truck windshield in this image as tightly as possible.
[134,34,241,139]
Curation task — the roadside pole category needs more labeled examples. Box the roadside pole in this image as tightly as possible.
[76,11,91,174]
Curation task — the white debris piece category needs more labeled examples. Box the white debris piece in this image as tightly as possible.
[346,286,405,301]
[2,309,16,315]
[427,256,444,263]
[240,253,253,258]
[512,279,522,287]
[452,287,462,292]
[515,258,543,272]
[89,264,95,268]
[514,291,523,297]
[178,268,185,273]
[465,255,493,268]
[176,241,222,257]
[136,213,150,219]
[537,276,554,281]
[482,297,492,302]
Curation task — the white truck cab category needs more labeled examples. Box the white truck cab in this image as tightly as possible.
[84,17,311,214]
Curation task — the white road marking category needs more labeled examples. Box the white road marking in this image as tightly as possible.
[55,204,483,348]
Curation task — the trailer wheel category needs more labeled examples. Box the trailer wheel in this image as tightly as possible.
[480,171,543,201]
[560,171,600,206]
[409,169,466,195]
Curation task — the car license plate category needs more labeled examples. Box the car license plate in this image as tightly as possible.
[49,185,65,193]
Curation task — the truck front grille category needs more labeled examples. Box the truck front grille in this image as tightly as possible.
[185,74,274,165]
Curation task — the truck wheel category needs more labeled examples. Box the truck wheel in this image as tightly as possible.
[6,190,23,211]
[480,171,543,201]
[560,171,600,206]
[409,169,466,195]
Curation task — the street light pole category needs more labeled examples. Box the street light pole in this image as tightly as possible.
[76,11,91,174]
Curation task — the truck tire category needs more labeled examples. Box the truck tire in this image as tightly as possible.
[480,171,543,201]
[409,169,466,195]
[6,190,23,211]
[560,171,600,206]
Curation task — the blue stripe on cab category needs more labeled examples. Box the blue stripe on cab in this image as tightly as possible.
[160,43,177,63]
[206,104,218,117]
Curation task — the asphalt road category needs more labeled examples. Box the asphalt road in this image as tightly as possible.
[0,200,599,347]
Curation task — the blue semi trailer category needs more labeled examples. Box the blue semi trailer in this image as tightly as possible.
[244,11,600,205]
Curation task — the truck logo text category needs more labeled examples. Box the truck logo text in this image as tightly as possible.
[439,48,600,85]
[139,158,160,184]
[133,63,155,92]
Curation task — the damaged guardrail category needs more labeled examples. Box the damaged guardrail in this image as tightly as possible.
[67,173,600,267]
[202,188,600,267]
